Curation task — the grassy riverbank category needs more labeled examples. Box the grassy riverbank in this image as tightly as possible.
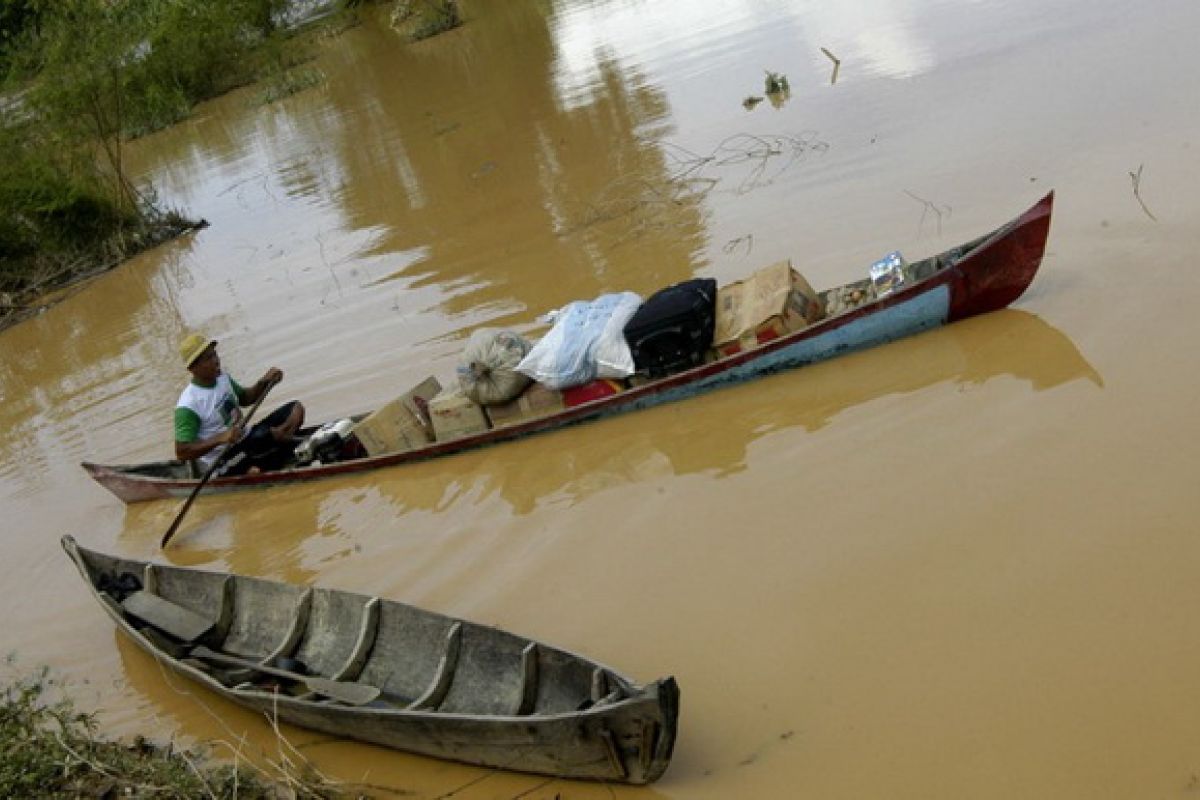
[0,1,352,332]
[1,666,374,798]
[0,1,463,333]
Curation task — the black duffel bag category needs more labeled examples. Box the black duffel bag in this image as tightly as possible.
[623,277,718,378]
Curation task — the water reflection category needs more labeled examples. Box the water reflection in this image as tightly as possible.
[0,242,198,499]
[348,310,1100,519]
[122,484,348,586]
[108,1,722,431]
[307,5,700,317]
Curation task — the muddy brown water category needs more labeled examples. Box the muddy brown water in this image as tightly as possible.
[3,0,1200,796]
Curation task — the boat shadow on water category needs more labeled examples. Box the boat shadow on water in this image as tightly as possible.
[112,307,1100,566]
[346,308,1102,517]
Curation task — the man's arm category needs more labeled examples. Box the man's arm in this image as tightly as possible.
[239,367,283,406]
[174,407,241,462]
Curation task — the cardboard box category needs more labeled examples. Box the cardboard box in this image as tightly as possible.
[429,388,490,441]
[485,381,565,427]
[351,376,442,456]
[712,260,824,357]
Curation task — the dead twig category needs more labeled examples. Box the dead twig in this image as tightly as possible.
[722,234,754,256]
[510,777,557,798]
[147,653,382,798]
[561,132,827,247]
[904,190,952,236]
[1129,163,1158,222]
[434,768,502,799]
[175,748,219,800]
[820,47,841,84]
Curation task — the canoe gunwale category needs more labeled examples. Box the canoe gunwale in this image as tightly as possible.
[84,192,1053,503]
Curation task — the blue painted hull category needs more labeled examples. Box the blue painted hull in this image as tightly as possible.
[617,285,950,415]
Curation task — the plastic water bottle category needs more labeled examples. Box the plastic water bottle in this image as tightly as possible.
[869,251,906,297]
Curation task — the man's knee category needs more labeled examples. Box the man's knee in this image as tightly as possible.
[287,401,305,429]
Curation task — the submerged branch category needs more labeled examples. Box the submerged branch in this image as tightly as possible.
[820,47,841,84]
[1129,163,1158,222]
[904,190,953,236]
[563,131,828,244]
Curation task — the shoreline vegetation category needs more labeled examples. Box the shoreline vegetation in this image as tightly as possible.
[1,665,381,798]
[0,0,461,333]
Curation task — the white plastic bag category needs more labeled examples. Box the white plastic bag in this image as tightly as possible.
[593,292,642,378]
[456,328,532,405]
[515,292,642,389]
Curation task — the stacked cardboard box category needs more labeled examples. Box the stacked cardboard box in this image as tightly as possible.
[711,260,824,357]
[485,382,565,428]
[351,376,442,456]
[429,388,490,441]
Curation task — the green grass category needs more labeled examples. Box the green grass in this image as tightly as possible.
[0,666,291,798]
[0,658,405,797]
[0,1,344,329]
[0,0,460,330]
[256,66,326,106]
[390,0,462,42]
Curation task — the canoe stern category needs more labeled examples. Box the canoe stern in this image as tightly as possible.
[81,461,179,503]
[948,191,1054,321]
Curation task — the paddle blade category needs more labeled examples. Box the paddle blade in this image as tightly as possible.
[305,677,381,706]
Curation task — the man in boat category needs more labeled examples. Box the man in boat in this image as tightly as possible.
[175,333,306,476]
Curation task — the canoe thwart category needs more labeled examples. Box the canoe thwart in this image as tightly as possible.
[332,596,380,682]
[408,622,462,711]
[121,591,214,643]
[515,642,539,716]
[264,588,312,665]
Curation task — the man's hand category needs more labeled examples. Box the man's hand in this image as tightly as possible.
[175,423,243,462]
[224,422,244,444]
[243,368,283,406]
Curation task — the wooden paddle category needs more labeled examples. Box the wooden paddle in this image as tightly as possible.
[161,377,278,548]
[190,646,381,706]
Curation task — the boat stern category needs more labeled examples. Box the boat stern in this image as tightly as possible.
[81,461,181,503]
[948,191,1054,321]
[637,675,681,783]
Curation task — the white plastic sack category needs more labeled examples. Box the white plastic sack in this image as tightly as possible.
[515,292,642,390]
[456,328,532,405]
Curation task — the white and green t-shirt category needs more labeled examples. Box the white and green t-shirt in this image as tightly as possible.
[174,374,247,468]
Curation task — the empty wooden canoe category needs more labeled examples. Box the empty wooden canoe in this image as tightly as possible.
[62,535,679,783]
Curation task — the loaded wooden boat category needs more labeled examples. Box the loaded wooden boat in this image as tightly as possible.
[84,192,1054,503]
[62,535,679,783]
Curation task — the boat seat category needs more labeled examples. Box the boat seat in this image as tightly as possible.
[121,590,214,643]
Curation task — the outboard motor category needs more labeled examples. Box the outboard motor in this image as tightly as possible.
[294,419,354,466]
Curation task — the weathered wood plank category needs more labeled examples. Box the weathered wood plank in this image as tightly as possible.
[408,622,462,711]
[515,642,539,716]
[121,591,213,642]
[331,597,379,682]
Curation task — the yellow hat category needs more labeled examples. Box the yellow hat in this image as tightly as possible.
[179,333,216,367]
